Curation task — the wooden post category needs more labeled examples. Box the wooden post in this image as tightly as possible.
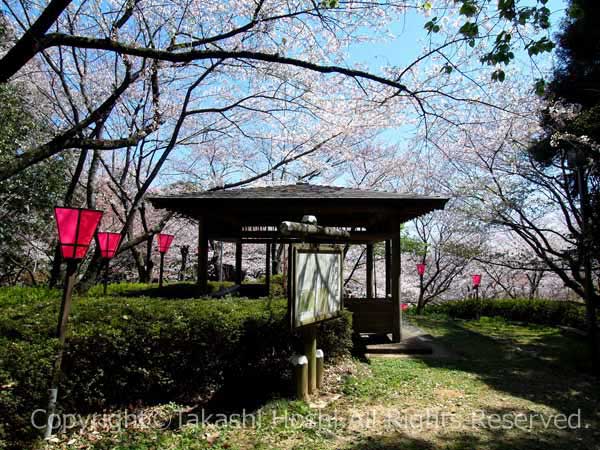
[290,355,308,401]
[385,240,391,297]
[197,218,208,292]
[391,227,402,342]
[265,243,271,297]
[271,240,278,275]
[284,244,290,300]
[159,252,165,288]
[45,259,77,438]
[304,325,317,395]
[366,243,374,299]
[235,241,243,285]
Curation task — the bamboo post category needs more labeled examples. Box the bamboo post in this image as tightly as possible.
[45,259,77,438]
[316,349,324,390]
[280,221,350,238]
[290,355,309,400]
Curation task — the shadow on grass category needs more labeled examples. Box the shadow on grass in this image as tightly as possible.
[342,403,596,450]
[171,375,292,428]
[108,281,269,300]
[107,282,235,299]
[408,317,599,421]
[344,423,593,450]
[162,315,298,430]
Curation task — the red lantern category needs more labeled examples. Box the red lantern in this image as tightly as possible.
[157,234,174,254]
[416,263,426,276]
[401,303,409,311]
[47,206,103,438]
[97,232,122,259]
[472,274,482,288]
[54,207,103,259]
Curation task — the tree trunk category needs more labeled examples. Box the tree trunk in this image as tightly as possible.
[179,245,189,281]
[75,248,103,292]
[577,165,599,375]
[48,245,63,289]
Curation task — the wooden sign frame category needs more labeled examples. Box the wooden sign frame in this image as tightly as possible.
[288,244,344,330]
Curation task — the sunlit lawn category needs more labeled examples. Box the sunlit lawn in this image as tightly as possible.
[38,316,600,450]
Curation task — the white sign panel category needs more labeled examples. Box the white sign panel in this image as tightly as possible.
[291,245,343,328]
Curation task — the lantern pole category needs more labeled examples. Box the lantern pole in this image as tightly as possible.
[46,207,102,438]
[416,263,426,314]
[472,274,481,301]
[97,232,122,296]
[159,252,165,288]
[45,260,77,438]
[157,234,174,288]
[103,258,110,295]
[419,273,424,307]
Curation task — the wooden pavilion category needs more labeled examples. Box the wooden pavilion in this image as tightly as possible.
[148,183,448,342]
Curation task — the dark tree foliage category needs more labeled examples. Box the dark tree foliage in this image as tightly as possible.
[550,0,600,108]
[0,83,69,285]
[524,0,600,372]
[530,0,600,254]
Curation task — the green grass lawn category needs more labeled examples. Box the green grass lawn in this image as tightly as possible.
[35,315,600,450]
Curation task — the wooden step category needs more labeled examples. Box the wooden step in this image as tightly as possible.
[366,338,433,355]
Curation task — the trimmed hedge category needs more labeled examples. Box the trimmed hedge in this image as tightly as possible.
[0,285,352,448]
[419,297,587,329]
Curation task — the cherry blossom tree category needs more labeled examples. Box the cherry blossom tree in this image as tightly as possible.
[0,0,565,294]
[0,0,559,181]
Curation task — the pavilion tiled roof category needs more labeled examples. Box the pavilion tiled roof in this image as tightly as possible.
[148,183,449,234]
[150,183,447,201]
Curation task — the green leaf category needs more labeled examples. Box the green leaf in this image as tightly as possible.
[319,0,338,8]
[534,78,546,96]
[458,21,479,38]
[526,37,555,56]
[491,69,506,82]
[424,17,441,34]
[441,64,453,74]
[459,0,478,17]
[498,0,516,20]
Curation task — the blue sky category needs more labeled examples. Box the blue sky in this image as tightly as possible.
[347,0,568,69]
[335,1,569,156]
[165,1,570,186]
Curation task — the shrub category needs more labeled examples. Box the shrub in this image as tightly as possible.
[0,285,352,448]
[419,297,587,329]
